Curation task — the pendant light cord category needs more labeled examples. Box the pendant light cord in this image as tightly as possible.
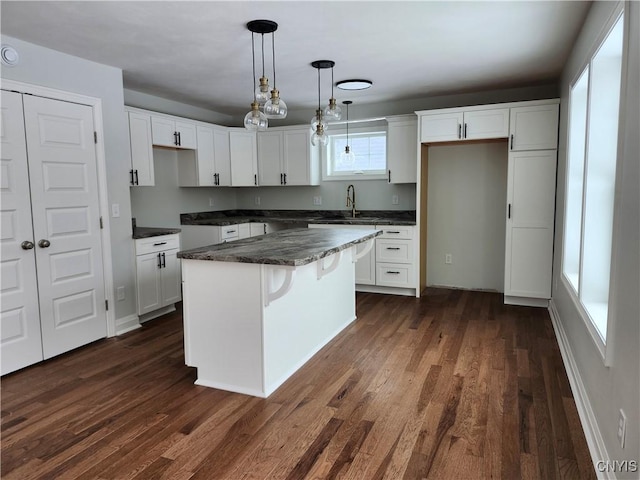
[272,32,277,89]
[346,103,349,147]
[261,34,265,78]
[317,68,321,111]
[331,67,334,98]
[251,32,257,100]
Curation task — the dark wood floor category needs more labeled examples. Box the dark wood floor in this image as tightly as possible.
[1,289,595,479]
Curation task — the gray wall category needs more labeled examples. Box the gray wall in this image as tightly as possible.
[426,142,507,291]
[553,1,639,473]
[1,34,137,321]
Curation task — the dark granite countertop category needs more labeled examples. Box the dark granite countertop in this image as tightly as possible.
[177,227,381,266]
[132,227,182,239]
[180,209,416,227]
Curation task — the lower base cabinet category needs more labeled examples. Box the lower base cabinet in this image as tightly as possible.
[135,234,182,318]
[180,223,271,250]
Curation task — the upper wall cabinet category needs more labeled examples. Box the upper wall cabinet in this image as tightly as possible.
[151,115,197,149]
[178,124,231,187]
[229,129,258,186]
[509,104,559,151]
[127,110,154,186]
[419,107,509,143]
[257,127,319,186]
[386,115,417,184]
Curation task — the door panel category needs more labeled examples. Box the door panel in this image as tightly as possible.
[161,250,182,306]
[22,95,106,359]
[0,91,43,374]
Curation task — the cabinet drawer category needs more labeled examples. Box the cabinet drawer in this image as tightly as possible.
[135,234,180,255]
[220,225,240,241]
[376,225,414,239]
[376,239,413,263]
[376,263,413,287]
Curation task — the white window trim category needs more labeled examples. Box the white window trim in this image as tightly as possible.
[560,2,626,367]
[321,125,388,182]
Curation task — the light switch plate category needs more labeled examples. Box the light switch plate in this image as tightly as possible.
[111,203,120,218]
[313,196,322,206]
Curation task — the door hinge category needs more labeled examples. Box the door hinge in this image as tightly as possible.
[105,299,109,311]
[94,131,98,144]
[100,217,104,229]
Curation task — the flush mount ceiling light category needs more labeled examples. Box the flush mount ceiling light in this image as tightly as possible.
[336,79,373,91]
[1,45,19,67]
[310,60,334,147]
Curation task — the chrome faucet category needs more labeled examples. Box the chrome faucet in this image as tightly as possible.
[346,184,358,218]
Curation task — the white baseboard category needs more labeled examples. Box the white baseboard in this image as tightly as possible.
[115,314,140,336]
[548,299,612,479]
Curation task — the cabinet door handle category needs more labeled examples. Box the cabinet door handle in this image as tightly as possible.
[386,247,401,250]
[254,174,257,186]
[508,203,512,219]
[153,241,167,246]
[177,132,181,146]
[134,170,139,185]
[227,229,236,234]
[464,123,468,139]
[387,231,401,234]
[386,271,400,275]
[280,173,283,185]
[283,173,287,185]
[130,169,134,185]
[157,252,162,268]
[510,134,514,150]
[458,124,462,139]
[263,224,267,235]
[173,131,178,145]
[388,170,391,183]
[162,252,166,268]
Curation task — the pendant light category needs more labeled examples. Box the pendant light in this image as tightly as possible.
[244,25,268,131]
[339,100,356,166]
[263,29,287,119]
[323,64,342,121]
[310,60,333,147]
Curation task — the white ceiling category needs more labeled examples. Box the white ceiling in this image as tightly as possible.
[1,1,591,116]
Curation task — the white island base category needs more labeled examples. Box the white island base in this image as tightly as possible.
[181,247,361,397]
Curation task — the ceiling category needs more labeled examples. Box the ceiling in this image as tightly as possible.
[1,1,591,117]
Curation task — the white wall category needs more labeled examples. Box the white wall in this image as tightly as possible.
[552,1,639,475]
[1,34,137,322]
[426,142,508,291]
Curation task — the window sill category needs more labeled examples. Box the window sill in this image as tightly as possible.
[322,173,387,182]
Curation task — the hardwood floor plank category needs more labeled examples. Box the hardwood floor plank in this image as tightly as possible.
[0,290,596,479]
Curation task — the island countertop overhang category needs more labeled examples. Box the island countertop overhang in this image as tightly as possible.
[177,227,381,266]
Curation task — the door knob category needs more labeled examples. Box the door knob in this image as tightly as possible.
[38,239,51,248]
[21,240,35,250]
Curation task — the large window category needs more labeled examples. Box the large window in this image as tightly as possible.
[324,128,387,179]
[562,12,624,344]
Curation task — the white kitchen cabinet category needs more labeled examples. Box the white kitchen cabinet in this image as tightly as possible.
[181,222,272,250]
[386,115,417,184]
[229,129,258,186]
[151,115,197,149]
[375,226,416,289]
[257,127,319,186]
[509,104,559,151]
[250,223,270,236]
[178,124,231,187]
[135,234,181,318]
[127,110,155,186]
[504,150,557,302]
[418,107,509,143]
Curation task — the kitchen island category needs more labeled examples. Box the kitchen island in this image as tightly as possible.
[177,227,380,397]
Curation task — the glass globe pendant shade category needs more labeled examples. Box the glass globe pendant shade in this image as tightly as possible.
[255,76,270,105]
[264,89,287,119]
[310,109,328,132]
[340,145,356,166]
[244,102,268,131]
[311,124,328,147]
[323,98,342,121]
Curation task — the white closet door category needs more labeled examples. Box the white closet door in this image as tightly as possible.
[22,95,107,359]
[504,150,557,298]
[0,91,44,374]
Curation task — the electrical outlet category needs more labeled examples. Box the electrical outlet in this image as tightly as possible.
[209,197,215,207]
[116,286,125,301]
[392,194,399,205]
[111,203,120,218]
[254,196,261,206]
[313,196,322,206]
[445,253,452,264]
[617,409,626,448]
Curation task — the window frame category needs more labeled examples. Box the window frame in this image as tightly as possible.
[321,124,388,181]
[560,3,626,365]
